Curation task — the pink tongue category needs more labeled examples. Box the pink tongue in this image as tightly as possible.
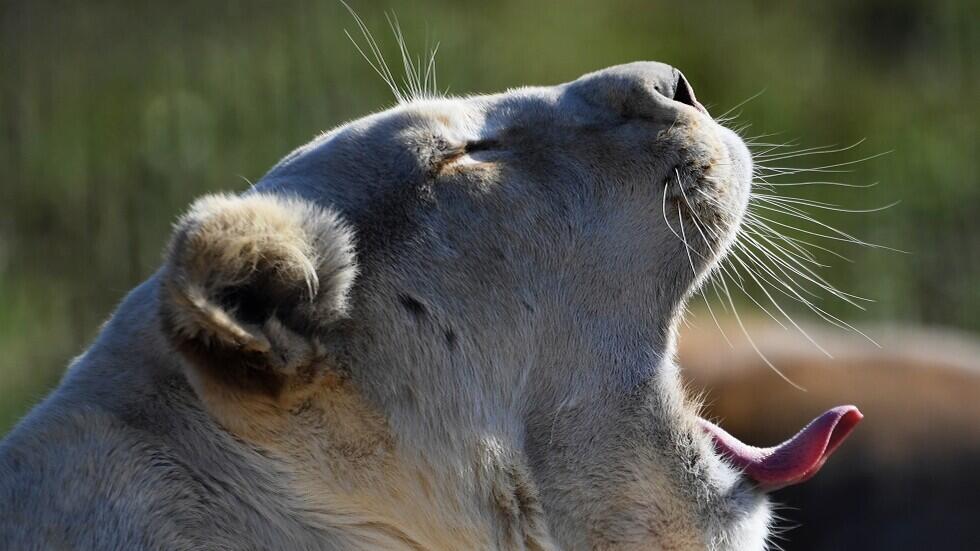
[699,405,863,491]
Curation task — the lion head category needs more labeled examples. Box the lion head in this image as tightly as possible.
[158,62,858,549]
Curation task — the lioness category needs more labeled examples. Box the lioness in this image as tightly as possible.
[0,62,860,550]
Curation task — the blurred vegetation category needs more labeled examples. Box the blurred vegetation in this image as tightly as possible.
[0,0,976,433]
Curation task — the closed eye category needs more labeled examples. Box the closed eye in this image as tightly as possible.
[438,139,502,172]
[464,139,500,153]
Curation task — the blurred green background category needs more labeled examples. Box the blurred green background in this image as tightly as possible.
[0,0,976,433]
[0,1,978,548]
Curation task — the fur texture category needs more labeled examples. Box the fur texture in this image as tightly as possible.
[0,62,768,550]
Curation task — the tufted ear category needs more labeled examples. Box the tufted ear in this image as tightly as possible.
[159,193,357,399]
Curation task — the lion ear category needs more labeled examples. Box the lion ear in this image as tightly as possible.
[159,193,357,398]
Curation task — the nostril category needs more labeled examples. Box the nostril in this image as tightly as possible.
[672,72,696,107]
[673,71,708,115]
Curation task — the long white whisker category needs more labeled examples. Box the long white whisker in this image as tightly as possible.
[715,88,767,121]
[341,1,404,103]
[746,215,855,263]
[717,253,789,329]
[744,216,826,267]
[662,180,685,242]
[754,194,901,214]
[716,267,806,391]
[750,204,904,252]
[732,239,874,345]
[753,139,866,162]
[755,149,892,173]
[675,178,734,347]
[386,14,416,99]
[729,245,834,358]
[735,234,826,303]
[740,228,869,307]
[755,180,880,188]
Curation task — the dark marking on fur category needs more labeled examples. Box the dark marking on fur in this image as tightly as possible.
[490,246,507,262]
[444,328,457,350]
[398,294,428,320]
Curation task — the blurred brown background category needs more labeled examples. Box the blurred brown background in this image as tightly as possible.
[1,0,977,548]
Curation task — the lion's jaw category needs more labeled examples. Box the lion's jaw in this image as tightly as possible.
[171,62,767,549]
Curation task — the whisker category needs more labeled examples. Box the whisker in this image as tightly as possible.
[755,180,880,189]
[753,194,901,214]
[424,42,440,97]
[341,1,404,103]
[661,180,685,242]
[385,13,420,100]
[732,239,876,345]
[729,244,834,358]
[741,226,869,307]
[716,267,807,391]
[744,215,826,266]
[717,254,789,330]
[755,150,892,176]
[749,203,903,252]
[675,174,735,347]
[753,139,866,162]
[746,215,855,263]
[715,88,767,121]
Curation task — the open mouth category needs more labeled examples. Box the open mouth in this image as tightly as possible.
[699,406,863,491]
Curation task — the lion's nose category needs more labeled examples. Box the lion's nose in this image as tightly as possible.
[567,61,709,117]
